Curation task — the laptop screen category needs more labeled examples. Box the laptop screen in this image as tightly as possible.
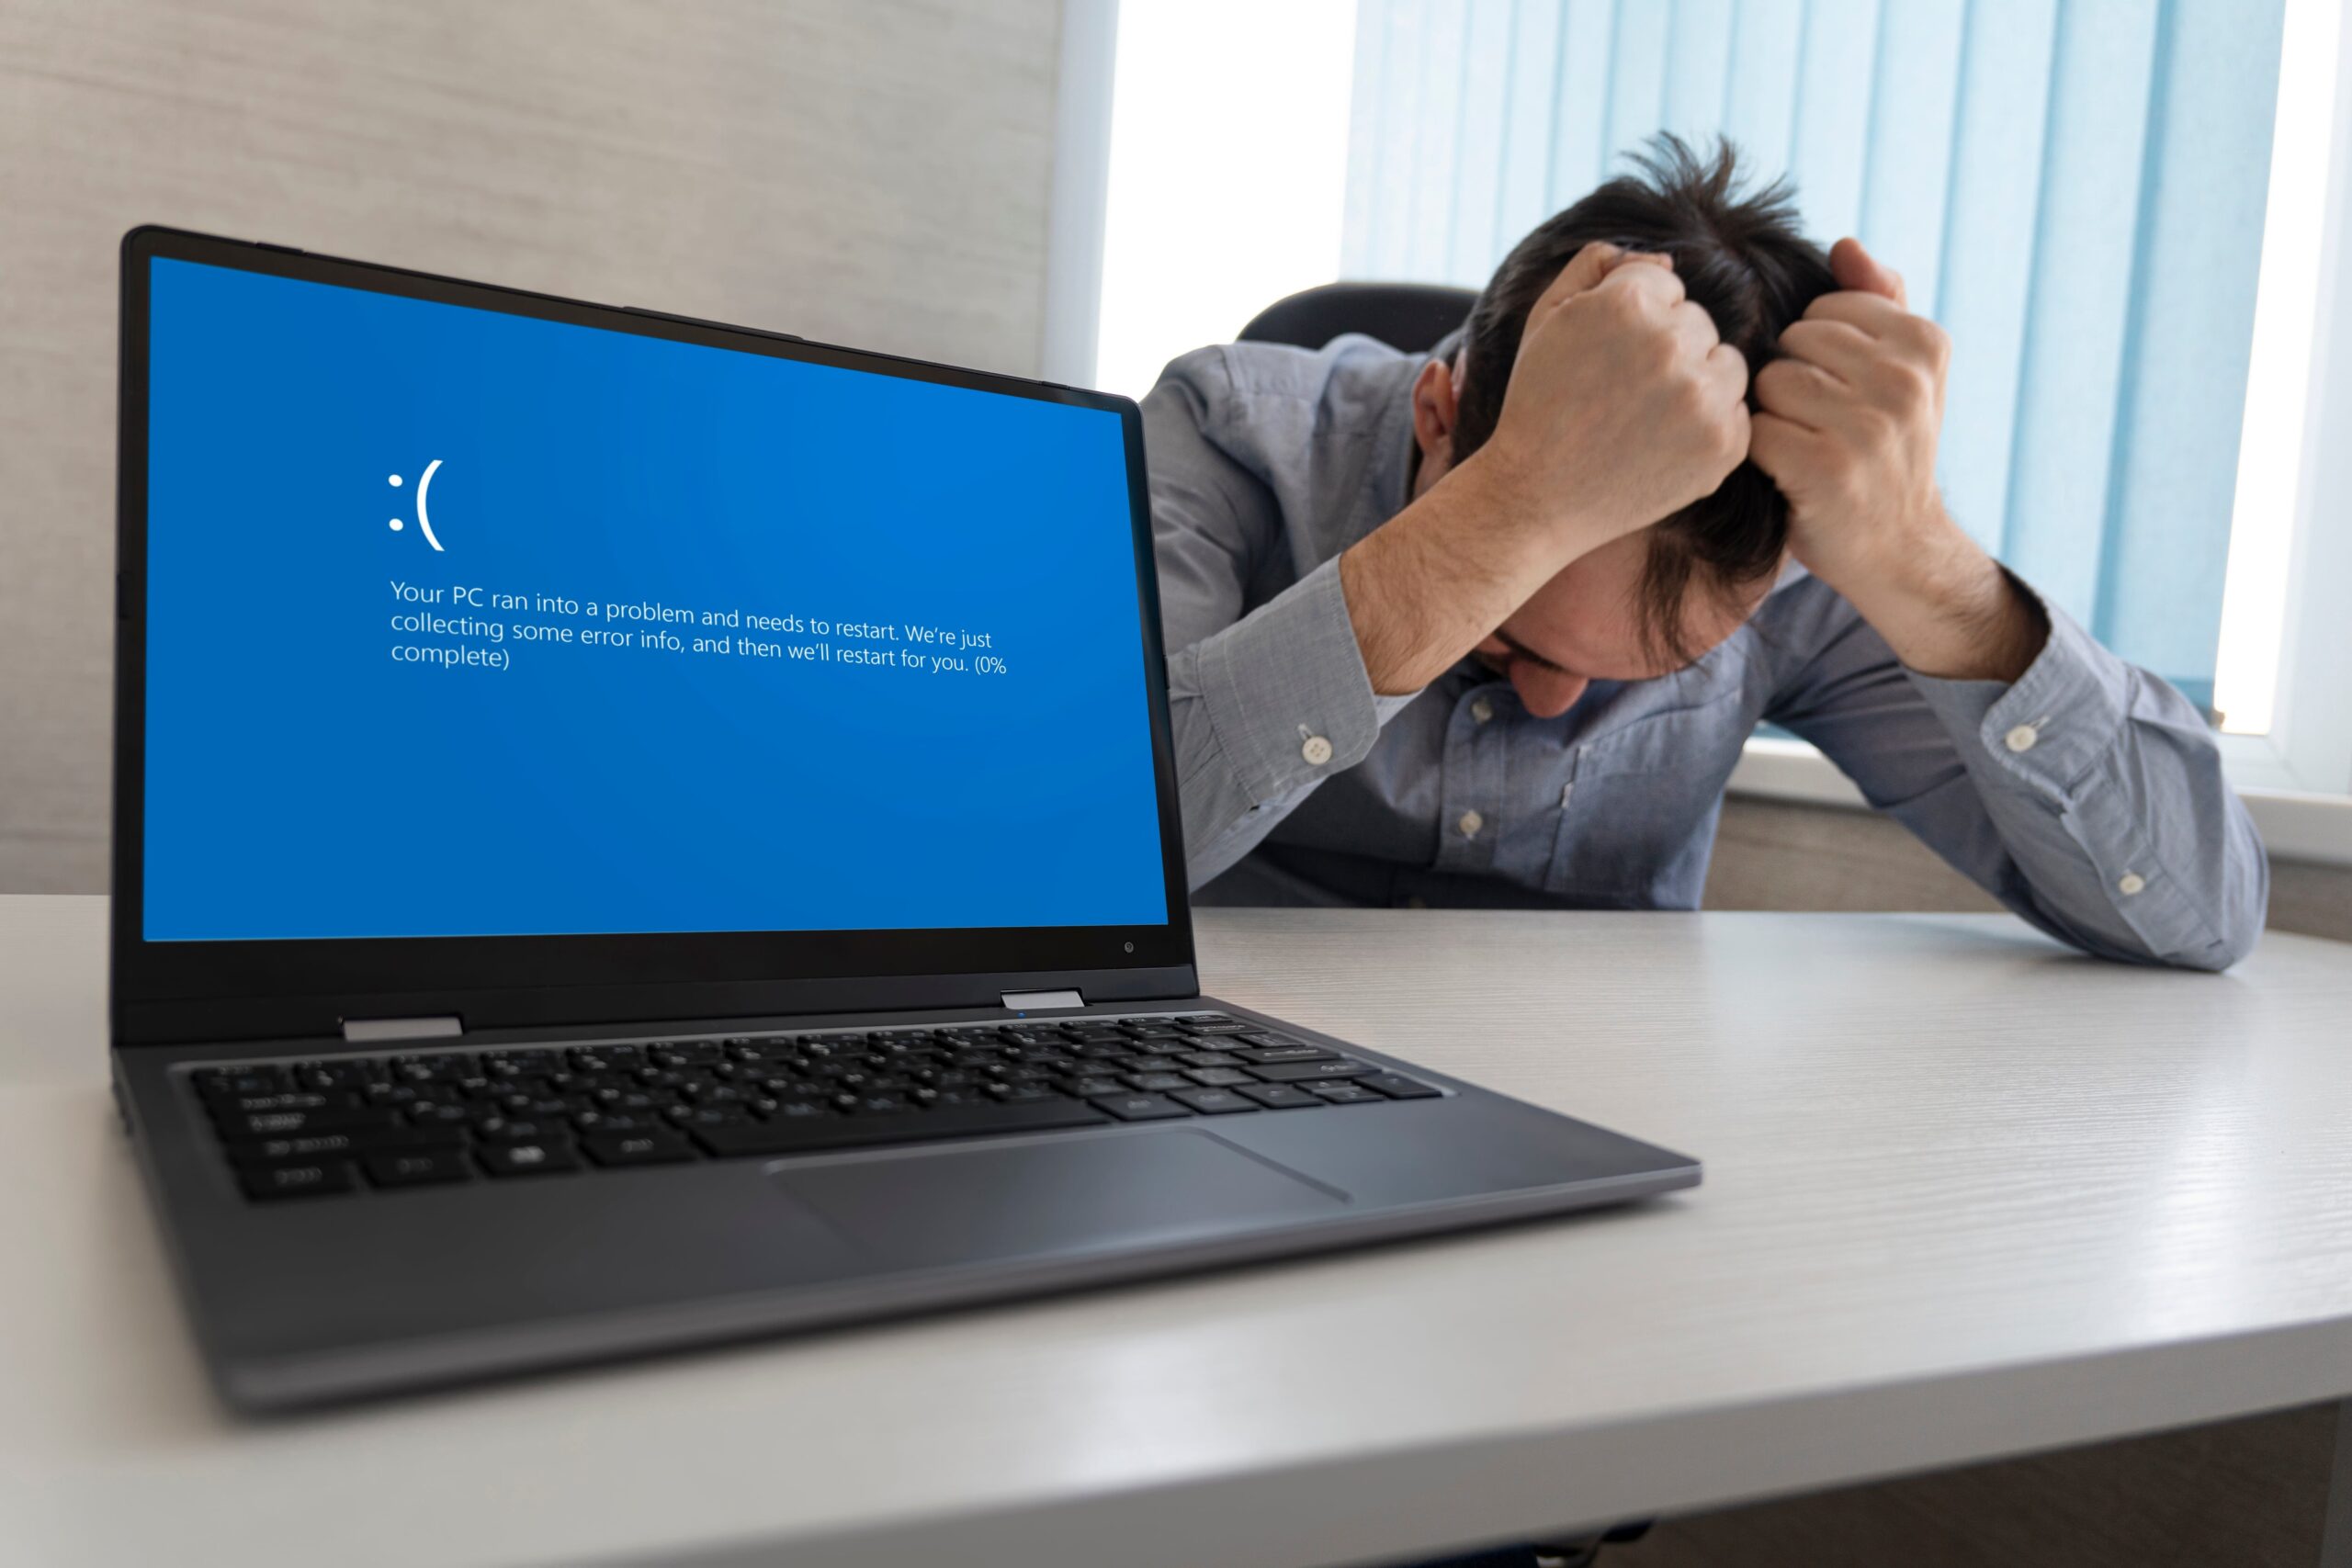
[139,256,1170,943]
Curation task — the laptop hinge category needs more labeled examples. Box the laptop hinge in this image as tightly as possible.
[1000,988,1084,1012]
[342,1015,464,1043]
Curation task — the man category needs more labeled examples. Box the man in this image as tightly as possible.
[1142,137,2265,969]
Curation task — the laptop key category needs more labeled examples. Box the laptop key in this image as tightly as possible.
[1359,1072,1442,1100]
[224,1106,401,1139]
[239,1160,356,1201]
[671,1105,753,1128]
[1089,1092,1191,1122]
[1184,1067,1253,1087]
[1234,1045,1336,1065]
[1234,1082,1324,1110]
[478,1116,563,1143]
[224,1126,461,1165]
[571,1111,655,1135]
[212,1090,356,1117]
[1123,1071,1190,1092]
[582,1130,697,1167]
[196,1067,288,1100]
[478,1139,581,1177]
[363,1148,475,1188]
[1306,1081,1384,1105]
[1247,1059,1374,1083]
[1169,1088,1258,1115]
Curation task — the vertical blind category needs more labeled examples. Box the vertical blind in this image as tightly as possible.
[1342,0,2287,712]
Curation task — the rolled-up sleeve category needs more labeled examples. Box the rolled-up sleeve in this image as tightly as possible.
[1773,578,2268,971]
[1142,351,1408,887]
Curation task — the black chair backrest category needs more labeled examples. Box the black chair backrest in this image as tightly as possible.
[1238,282,1478,356]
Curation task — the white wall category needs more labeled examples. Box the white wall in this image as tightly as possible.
[0,0,1066,891]
[1091,0,1356,397]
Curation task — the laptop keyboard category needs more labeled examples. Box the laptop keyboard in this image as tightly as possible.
[191,1013,1443,1201]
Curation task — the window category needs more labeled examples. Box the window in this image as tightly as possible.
[1076,0,2352,824]
[1087,0,1359,400]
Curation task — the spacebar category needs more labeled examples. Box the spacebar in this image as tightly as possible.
[694,1100,1112,1158]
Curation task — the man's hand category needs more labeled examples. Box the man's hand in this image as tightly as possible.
[1482,242,1751,545]
[1750,238,2045,682]
[1341,243,1749,695]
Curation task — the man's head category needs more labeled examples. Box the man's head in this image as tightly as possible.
[1409,134,1836,716]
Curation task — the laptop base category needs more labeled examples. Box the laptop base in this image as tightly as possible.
[117,998,1698,1411]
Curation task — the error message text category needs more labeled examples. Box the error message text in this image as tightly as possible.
[384,581,1011,679]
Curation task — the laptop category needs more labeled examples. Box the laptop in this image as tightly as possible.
[108,226,1702,1411]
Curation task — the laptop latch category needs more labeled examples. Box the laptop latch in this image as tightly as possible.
[342,1015,463,1043]
[1000,989,1084,1012]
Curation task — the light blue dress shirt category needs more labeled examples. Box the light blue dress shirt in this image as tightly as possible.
[1141,334,2267,970]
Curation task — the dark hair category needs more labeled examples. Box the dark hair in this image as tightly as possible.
[1450,133,1835,663]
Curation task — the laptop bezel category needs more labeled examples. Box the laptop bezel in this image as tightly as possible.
[110,227,1199,1046]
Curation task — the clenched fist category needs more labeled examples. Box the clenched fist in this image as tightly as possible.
[1750,237,2044,682]
[1747,238,1951,600]
[1484,241,1752,552]
[1338,241,1754,696]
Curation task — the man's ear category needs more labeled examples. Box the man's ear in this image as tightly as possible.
[1410,356,1464,489]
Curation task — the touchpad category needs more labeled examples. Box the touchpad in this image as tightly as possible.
[771,1129,1348,1270]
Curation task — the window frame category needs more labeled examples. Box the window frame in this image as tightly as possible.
[1055,0,2352,861]
[1734,0,2352,864]
[2207,0,2352,800]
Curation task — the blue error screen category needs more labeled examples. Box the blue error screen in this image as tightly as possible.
[141,257,1169,942]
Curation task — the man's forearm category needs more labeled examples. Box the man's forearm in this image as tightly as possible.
[1338,455,1600,695]
[1834,506,2047,683]
[1337,240,1754,697]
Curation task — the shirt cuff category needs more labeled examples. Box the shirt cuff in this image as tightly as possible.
[1191,555,1390,805]
[1903,582,2128,804]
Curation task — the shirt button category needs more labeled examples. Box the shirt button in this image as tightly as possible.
[1470,697,1494,725]
[1457,809,1484,840]
[2118,872,2146,897]
[2004,724,2039,754]
[1300,734,1333,766]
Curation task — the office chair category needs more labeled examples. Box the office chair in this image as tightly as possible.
[1238,281,1477,355]
[1242,285,1662,1568]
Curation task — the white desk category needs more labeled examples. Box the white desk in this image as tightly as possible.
[3,895,2348,1568]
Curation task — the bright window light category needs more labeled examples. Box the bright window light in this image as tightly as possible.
[2213,0,2341,736]
[1092,0,1358,399]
